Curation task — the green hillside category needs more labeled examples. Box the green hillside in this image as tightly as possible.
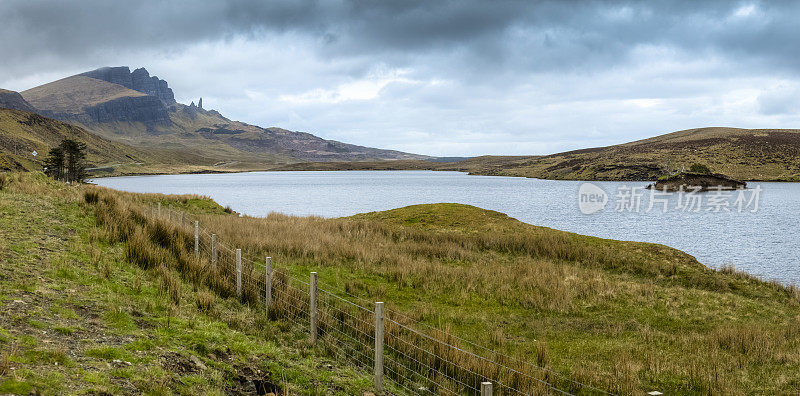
[0,108,151,172]
[0,108,303,177]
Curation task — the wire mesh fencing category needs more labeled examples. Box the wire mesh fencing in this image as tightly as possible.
[145,204,609,395]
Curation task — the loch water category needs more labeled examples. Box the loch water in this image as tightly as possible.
[92,170,800,285]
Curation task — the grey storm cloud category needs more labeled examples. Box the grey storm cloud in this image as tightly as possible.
[3,0,800,75]
[2,0,800,156]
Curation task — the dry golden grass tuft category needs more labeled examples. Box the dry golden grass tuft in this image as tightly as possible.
[195,290,215,313]
[155,265,182,306]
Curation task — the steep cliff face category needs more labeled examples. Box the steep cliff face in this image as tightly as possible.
[130,68,175,104]
[83,95,171,126]
[21,75,172,132]
[0,89,38,113]
[81,67,175,104]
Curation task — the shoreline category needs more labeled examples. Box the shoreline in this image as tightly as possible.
[90,171,797,287]
[90,164,800,183]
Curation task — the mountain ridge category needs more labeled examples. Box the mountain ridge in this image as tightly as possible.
[9,67,428,169]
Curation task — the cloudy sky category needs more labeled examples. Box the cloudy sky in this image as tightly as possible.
[2,0,799,156]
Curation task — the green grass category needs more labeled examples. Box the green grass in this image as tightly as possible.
[0,173,382,394]
[5,171,800,394]
[103,190,800,394]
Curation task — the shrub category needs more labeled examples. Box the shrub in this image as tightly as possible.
[690,163,711,174]
[84,190,99,204]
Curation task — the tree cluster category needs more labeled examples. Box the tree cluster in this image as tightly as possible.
[44,139,87,182]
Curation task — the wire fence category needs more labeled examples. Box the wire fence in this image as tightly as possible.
[146,203,610,395]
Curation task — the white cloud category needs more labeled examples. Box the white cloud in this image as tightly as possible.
[757,84,800,115]
[279,68,417,104]
[733,3,757,18]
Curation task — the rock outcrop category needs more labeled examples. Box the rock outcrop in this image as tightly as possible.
[0,89,38,113]
[81,67,176,104]
[83,95,170,126]
[647,172,747,191]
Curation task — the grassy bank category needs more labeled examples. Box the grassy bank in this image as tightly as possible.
[84,177,800,394]
[3,172,800,394]
[0,173,380,394]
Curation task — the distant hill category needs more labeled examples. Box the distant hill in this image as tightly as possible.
[0,108,153,172]
[0,89,38,113]
[11,66,427,170]
[460,127,800,181]
[272,155,532,173]
[275,127,800,181]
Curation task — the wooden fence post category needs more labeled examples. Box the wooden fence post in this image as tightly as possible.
[265,256,272,311]
[157,202,161,217]
[181,212,186,228]
[236,249,242,298]
[374,302,384,392]
[211,234,218,269]
[310,272,318,344]
[194,221,199,259]
[481,382,493,396]
[168,204,172,222]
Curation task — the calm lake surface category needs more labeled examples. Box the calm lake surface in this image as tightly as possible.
[92,171,800,285]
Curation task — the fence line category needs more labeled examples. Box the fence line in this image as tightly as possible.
[147,204,609,395]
